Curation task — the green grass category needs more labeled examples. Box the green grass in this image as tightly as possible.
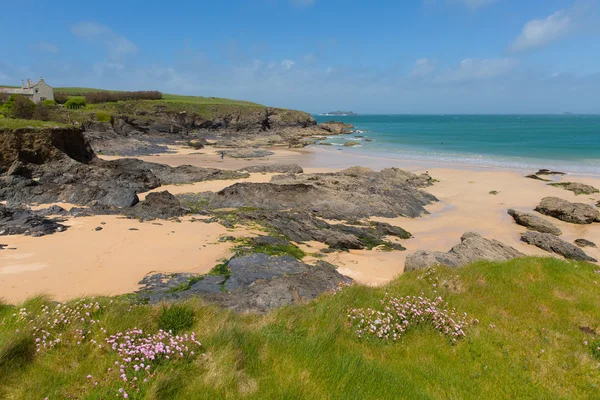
[1,257,599,399]
[157,304,196,334]
[0,118,71,130]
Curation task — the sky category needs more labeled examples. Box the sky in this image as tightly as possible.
[1,0,599,113]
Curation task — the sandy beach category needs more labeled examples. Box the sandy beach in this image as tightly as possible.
[2,145,599,303]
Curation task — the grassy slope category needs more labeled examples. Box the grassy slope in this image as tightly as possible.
[0,118,71,130]
[1,257,598,399]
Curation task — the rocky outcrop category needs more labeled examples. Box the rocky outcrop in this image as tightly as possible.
[137,254,351,312]
[0,204,67,237]
[549,182,599,195]
[208,209,411,250]
[130,191,188,221]
[0,125,250,209]
[317,121,354,135]
[507,209,562,236]
[535,169,566,176]
[526,174,551,182]
[194,167,436,220]
[0,126,94,172]
[238,164,304,174]
[535,197,600,225]
[521,231,597,262]
[343,141,361,147]
[404,232,524,271]
[222,149,275,158]
[574,239,597,248]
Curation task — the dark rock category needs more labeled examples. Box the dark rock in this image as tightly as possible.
[526,174,551,182]
[0,204,67,237]
[137,254,351,312]
[95,226,103,231]
[535,197,600,224]
[129,228,139,231]
[222,149,275,158]
[238,164,304,174]
[0,244,6,250]
[574,239,597,248]
[249,235,290,247]
[219,236,236,242]
[507,209,562,236]
[36,205,69,216]
[318,121,354,135]
[130,191,187,220]
[549,182,600,195]
[195,167,436,220]
[536,169,566,176]
[405,232,524,271]
[521,231,597,262]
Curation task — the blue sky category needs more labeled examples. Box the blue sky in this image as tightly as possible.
[1,0,599,113]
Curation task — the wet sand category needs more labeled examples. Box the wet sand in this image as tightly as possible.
[2,146,599,303]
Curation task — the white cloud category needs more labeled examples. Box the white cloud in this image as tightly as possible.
[510,10,572,52]
[281,59,295,70]
[290,0,315,7]
[412,58,436,77]
[72,22,138,60]
[36,41,59,53]
[438,58,519,82]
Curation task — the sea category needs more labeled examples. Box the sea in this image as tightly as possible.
[313,115,600,175]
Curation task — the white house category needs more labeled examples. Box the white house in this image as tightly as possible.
[0,78,54,103]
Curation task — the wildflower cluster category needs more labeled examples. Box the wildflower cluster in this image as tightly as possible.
[332,281,353,295]
[105,328,202,396]
[348,294,470,342]
[14,300,104,352]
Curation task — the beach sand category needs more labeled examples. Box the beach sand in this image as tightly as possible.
[1,146,599,303]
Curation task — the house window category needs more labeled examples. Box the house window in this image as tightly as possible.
[35,88,39,93]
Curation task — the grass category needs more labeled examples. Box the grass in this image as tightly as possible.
[157,304,195,334]
[234,237,307,260]
[0,257,599,399]
[0,118,71,130]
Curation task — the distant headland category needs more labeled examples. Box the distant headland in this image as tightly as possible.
[319,111,359,116]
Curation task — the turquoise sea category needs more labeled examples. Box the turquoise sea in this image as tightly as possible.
[313,115,600,174]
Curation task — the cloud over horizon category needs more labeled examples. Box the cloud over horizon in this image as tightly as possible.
[71,22,138,61]
[510,10,573,52]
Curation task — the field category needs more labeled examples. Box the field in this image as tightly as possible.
[1,257,598,399]
[0,118,71,130]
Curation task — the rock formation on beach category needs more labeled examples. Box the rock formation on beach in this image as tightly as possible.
[548,182,600,195]
[507,209,562,236]
[137,254,352,313]
[535,197,600,224]
[0,204,67,237]
[521,231,597,262]
[404,232,524,271]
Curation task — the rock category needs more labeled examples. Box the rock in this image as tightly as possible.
[94,226,103,231]
[219,235,236,242]
[535,197,600,224]
[507,209,562,236]
[521,231,597,262]
[536,169,566,176]
[137,254,351,312]
[193,167,437,220]
[0,204,67,237]
[249,235,291,247]
[318,121,354,135]
[343,141,361,147]
[549,182,600,195]
[129,228,139,231]
[222,149,275,158]
[187,139,206,149]
[574,239,597,248]
[526,174,551,182]
[205,209,411,251]
[404,232,524,271]
[36,205,69,216]
[130,191,187,220]
[237,164,304,174]
[0,244,6,250]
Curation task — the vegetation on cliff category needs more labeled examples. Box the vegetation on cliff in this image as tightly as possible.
[0,257,598,399]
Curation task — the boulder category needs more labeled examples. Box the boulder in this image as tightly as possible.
[526,174,551,182]
[521,231,597,262]
[535,169,566,176]
[238,164,304,174]
[196,167,437,220]
[549,182,599,195]
[507,209,562,236]
[343,141,361,147]
[0,204,67,237]
[574,239,597,248]
[318,121,354,135]
[404,232,524,271]
[222,149,275,159]
[535,197,600,225]
[131,191,187,220]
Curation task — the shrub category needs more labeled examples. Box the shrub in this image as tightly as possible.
[85,90,162,104]
[95,111,112,123]
[43,99,56,106]
[11,95,36,119]
[65,97,86,110]
[157,304,195,334]
[0,92,8,104]
[53,92,69,104]
[33,103,51,121]
[0,334,36,379]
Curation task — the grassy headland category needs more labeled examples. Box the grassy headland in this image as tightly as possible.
[1,257,598,399]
